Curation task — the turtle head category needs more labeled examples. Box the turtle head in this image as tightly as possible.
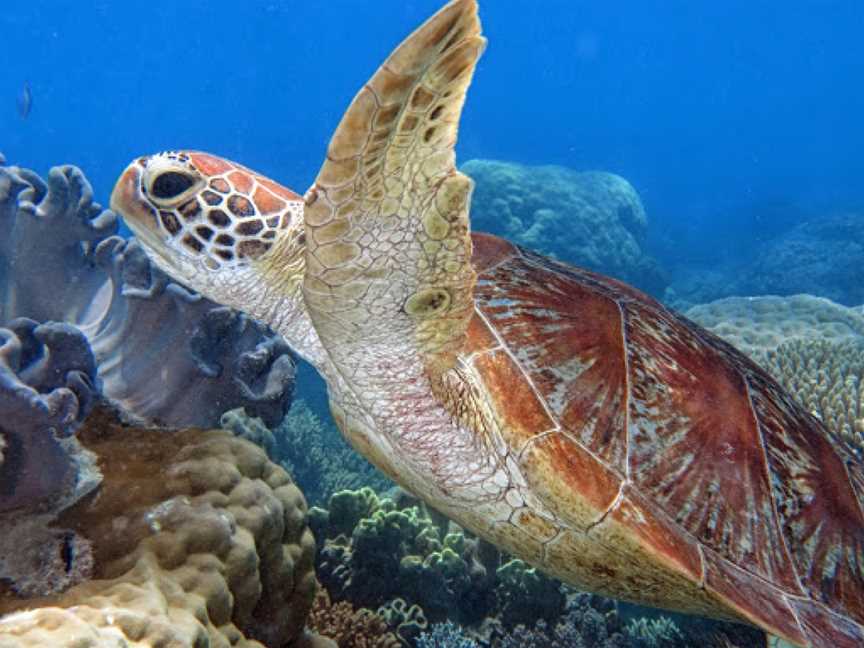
[111,151,306,308]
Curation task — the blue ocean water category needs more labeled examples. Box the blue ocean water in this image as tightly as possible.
[3,1,863,262]
[3,2,864,647]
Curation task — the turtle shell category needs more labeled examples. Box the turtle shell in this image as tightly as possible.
[465,232,864,647]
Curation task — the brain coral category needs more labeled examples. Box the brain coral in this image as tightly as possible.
[0,406,329,648]
[686,294,864,359]
[462,159,668,295]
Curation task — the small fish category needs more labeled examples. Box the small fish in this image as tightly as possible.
[17,81,31,119]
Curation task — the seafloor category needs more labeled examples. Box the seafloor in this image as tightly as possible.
[1,153,861,647]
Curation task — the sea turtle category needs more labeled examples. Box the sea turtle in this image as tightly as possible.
[109,1,864,646]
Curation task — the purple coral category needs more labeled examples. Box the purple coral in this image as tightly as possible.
[0,158,295,428]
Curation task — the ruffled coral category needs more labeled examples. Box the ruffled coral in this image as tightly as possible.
[0,406,324,648]
[0,319,101,597]
[0,158,295,429]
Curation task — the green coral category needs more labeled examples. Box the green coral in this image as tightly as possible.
[315,487,487,623]
[625,616,687,648]
[495,559,565,627]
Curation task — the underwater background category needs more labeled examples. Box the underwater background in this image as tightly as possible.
[2,1,864,647]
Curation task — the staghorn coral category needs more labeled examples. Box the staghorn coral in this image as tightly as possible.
[307,588,400,648]
[0,406,327,648]
[0,158,295,429]
[462,159,668,295]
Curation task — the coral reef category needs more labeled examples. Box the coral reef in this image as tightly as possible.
[462,159,668,295]
[667,211,864,308]
[761,339,864,449]
[0,158,295,429]
[0,406,328,648]
[625,616,686,647]
[488,593,629,648]
[417,622,479,648]
[686,294,864,359]
[311,486,564,631]
[225,402,392,506]
[307,588,400,648]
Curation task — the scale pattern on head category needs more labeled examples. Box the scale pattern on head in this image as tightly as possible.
[117,151,303,271]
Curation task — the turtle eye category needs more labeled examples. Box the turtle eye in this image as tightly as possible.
[151,171,196,200]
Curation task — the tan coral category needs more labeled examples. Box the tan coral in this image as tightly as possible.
[307,588,400,648]
[0,407,330,648]
[762,339,864,450]
[686,294,864,358]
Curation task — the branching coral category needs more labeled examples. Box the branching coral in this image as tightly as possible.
[307,588,400,648]
[625,616,686,647]
[0,158,295,429]
[761,339,864,450]
[0,406,326,648]
[416,622,479,648]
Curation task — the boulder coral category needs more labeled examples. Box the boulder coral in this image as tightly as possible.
[462,159,668,295]
[0,406,331,648]
[686,294,864,359]
[0,157,295,429]
[224,404,392,506]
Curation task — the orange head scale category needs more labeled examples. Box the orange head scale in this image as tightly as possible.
[110,151,305,294]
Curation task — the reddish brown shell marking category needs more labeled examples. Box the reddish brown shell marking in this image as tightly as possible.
[468,232,864,646]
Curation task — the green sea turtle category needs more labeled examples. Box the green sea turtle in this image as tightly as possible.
[110,2,864,646]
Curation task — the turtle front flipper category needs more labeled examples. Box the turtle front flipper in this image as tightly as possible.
[303,0,485,381]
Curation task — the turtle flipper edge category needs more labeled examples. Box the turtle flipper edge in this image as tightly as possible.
[303,0,485,376]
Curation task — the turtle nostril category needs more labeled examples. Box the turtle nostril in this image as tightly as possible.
[152,171,195,200]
